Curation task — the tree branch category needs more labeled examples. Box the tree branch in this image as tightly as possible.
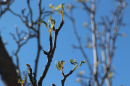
[61,70,74,86]
[38,20,64,86]
[90,1,99,85]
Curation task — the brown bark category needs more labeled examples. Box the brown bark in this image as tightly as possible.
[0,36,21,86]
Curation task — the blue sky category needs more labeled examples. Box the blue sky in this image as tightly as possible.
[0,0,130,86]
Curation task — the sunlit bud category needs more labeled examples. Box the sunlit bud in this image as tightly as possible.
[83,22,88,28]
[122,33,126,37]
[23,36,27,40]
[49,4,54,9]
[78,70,85,75]
[76,78,82,82]
[16,69,20,74]
[29,23,32,27]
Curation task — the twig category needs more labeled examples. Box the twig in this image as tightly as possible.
[26,64,37,86]
[61,70,74,86]
[67,10,93,74]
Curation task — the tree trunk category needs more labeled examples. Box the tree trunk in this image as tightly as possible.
[0,36,21,86]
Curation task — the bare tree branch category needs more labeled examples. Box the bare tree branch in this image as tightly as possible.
[65,10,93,74]
[61,69,74,86]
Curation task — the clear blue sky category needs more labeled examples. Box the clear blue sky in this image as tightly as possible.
[0,0,130,86]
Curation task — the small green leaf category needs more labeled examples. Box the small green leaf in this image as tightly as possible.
[58,61,62,70]
[55,61,61,70]
[40,21,48,28]
[55,4,64,12]
[47,21,52,35]
[61,3,65,20]
[54,3,65,20]
[55,60,66,71]
[18,79,21,83]
[18,76,26,85]
[70,59,85,70]
[50,19,55,28]
[70,59,75,65]
[61,3,65,9]
[48,21,51,29]
[70,59,78,70]
[47,13,55,35]
[50,13,55,20]
[74,62,78,70]
[55,4,62,10]
[55,61,62,71]
[79,60,85,67]
[21,76,26,84]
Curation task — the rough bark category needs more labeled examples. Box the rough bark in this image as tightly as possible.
[0,36,21,86]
